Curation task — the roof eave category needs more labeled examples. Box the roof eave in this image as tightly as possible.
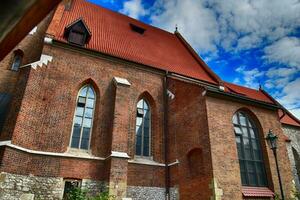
[206,87,280,110]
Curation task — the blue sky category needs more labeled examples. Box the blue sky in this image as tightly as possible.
[88,0,300,118]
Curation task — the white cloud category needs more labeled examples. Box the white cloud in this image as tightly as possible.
[235,67,264,89]
[150,0,220,53]
[277,78,300,118]
[266,67,298,78]
[120,0,147,19]
[214,0,300,51]
[264,37,300,68]
[291,108,300,119]
[279,78,300,106]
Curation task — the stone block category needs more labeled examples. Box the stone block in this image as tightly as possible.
[20,193,34,200]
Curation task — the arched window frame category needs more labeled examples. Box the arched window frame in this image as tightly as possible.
[233,111,268,187]
[135,98,151,158]
[69,84,96,151]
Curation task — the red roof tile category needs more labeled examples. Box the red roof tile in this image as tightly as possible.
[279,109,300,127]
[224,82,275,104]
[224,83,300,127]
[242,187,274,197]
[46,0,219,84]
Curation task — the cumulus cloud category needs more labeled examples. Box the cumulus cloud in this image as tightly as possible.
[214,0,300,51]
[235,67,264,89]
[266,67,298,78]
[278,78,300,112]
[263,37,300,117]
[264,37,300,68]
[150,0,220,53]
[120,0,147,19]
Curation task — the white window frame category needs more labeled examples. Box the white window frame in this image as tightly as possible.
[69,85,96,151]
[135,99,152,158]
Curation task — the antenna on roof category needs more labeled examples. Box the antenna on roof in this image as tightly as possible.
[175,24,178,32]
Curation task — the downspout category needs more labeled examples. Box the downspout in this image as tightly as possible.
[164,71,170,200]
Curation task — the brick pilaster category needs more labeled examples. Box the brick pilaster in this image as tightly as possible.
[108,77,131,199]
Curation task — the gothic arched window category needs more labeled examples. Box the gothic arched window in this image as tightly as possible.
[70,85,95,150]
[135,99,151,157]
[233,111,268,186]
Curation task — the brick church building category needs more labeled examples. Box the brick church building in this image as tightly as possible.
[0,0,300,199]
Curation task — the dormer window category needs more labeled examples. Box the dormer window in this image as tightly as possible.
[130,23,146,34]
[64,18,91,46]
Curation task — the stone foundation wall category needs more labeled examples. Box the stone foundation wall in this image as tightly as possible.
[127,186,179,200]
[0,172,63,200]
[81,179,107,197]
[0,172,105,200]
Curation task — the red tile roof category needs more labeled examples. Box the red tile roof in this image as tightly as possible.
[224,82,300,127]
[224,82,274,104]
[46,0,219,85]
[242,187,274,197]
[47,0,300,127]
[279,109,300,127]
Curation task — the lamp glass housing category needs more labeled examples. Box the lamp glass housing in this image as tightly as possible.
[266,130,278,150]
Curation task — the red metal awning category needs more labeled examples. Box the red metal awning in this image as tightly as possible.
[242,187,274,197]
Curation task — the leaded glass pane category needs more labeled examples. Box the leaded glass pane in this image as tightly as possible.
[241,171,247,185]
[242,127,248,137]
[71,125,81,148]
[137,100,143,108]
[239,113,247,126]
[248,172,257,185]
[233,114,238,125]
[233,112,268,187]
[80,127,90,150]
[75,107,84,116]
[86,98,94,108]
[249,129,255,138]
[87,88,95,99]
[70,85,95,150]
[143,100,149,110]
[135,99,151,157]
[85,108,93,118]
[83,118,92,128]
[74,116,82,126]
[144,119,150,128]
[79,87,88,97]
[234,126,242,135]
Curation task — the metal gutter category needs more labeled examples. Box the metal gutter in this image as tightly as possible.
[206,87,280,110]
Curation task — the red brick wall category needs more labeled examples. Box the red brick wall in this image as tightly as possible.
[0,147,105,180]
[206,95,293,199]
[127,163,165,187]
[3,43,166,185]
[167,78,213,200]
[0,13,53,94]
[0,13,54,140]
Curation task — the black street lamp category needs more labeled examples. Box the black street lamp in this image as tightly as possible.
[266,129,285,200]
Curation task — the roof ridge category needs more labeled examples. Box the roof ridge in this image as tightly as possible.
[174,31,221,85]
